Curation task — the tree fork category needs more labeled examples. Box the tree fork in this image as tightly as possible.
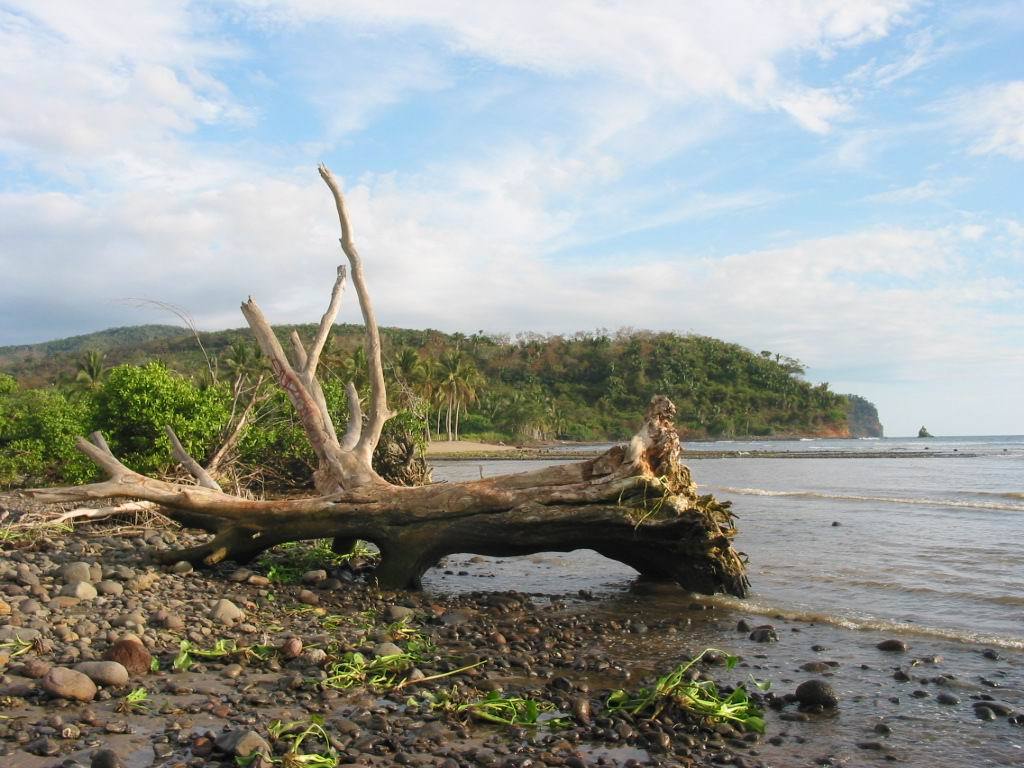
[24,166,749,598]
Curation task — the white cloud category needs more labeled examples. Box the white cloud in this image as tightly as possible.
[0,1,245,174]
[2,153,1016,381]
[941,80,1024,160]
[235,0,915,133]
[862,177,966,204]
[847,27,946,88]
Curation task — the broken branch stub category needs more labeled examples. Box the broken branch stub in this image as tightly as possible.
[24,166,749,597]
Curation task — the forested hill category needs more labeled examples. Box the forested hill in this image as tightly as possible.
[0,324,882,440]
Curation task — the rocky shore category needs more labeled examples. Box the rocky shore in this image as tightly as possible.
[1,501,1021,768]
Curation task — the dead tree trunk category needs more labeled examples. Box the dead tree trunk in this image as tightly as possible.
[25,165,749,597]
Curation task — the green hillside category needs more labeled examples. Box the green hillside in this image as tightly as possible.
[0,325,186,382]
[0,324,882,441]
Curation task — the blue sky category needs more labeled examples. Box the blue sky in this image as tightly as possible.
[1,1,1022,436]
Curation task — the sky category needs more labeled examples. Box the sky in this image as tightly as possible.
[1,1,1022,436]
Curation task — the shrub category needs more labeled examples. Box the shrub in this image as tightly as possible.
[0,381,95,487]
[94,363,230,475]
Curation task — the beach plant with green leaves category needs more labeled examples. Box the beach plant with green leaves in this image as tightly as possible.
[459,690,570,728]
[117,687,150,714]
[263,716,338,767]
[320,648,484,693]
[0,637,34,662]
[606,648,767,733]
[320,650,413,691]
[412,686,570,729]
[260,539,379,584]
[172,638,276,671]
[236,716,338,767]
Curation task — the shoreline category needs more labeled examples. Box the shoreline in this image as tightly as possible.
[1,508,1021,766]
[427,448,979,460]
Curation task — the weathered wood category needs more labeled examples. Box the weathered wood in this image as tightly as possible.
[24,165,749,598]
[165,426,221,491]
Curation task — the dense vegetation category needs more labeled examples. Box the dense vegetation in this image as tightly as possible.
[0,325,881,489]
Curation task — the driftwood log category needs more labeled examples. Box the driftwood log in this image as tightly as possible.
[26,165,749,596]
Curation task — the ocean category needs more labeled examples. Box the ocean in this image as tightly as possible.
[426,436,1024,766]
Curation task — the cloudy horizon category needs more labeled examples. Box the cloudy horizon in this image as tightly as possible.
[1,1,1022,436]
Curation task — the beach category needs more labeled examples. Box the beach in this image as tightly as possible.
[1,436,1021,767]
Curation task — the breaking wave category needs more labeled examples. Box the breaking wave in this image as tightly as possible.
[697,594,1024,650]
[714,486,1024,512]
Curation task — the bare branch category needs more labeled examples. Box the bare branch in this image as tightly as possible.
[306,264,347,375]
[88,431,112,454]
[318,163,393,464]
[240,297,340,467]
[206,376,266,475]
[120,298,216,384]
[81,433,130,478]
[164,425,222,491]
[51,501,160,526]
[339,381,362,451]
[289,330,309,370]
[289,331,341,447]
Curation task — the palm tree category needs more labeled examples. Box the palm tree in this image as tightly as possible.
[75,350,107,390]
[388,347,427,404]
[341,346,369,392]
[222,341,263,397]
[437,349,481,441]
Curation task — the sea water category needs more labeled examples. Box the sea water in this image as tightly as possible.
[425,437,1024,766]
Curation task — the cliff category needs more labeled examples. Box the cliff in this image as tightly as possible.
[845,394,884,438]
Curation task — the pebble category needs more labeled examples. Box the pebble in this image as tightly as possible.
[103,638,152,675]
[749,625,778,643]
[795,679,839,709]
[74,661,130,687]
[297,589,319,605]
[90,748,123,768]
[385,604,416,621]
[280,637,303,659]
[215,728,271,758]
[209,598,245,625]
[303,648,328,666]
[61,562,93,584]
[19,597,45,614]
[42,666,98,701]
[162,613,186,630]
[857,741,885,751]
[26,736,60,756]
[95,580,124,596]
[302,569,328,584]
[936,692,960,706]
[876,639,908,652]
[974,700,1013,716]
[21,658,52,678]
[60,581,98,599]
